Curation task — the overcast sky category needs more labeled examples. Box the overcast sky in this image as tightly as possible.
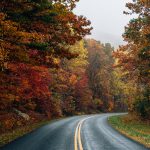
[74,0,134,48]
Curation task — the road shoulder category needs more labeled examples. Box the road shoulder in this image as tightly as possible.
[0,118,61,147]
[108,115,150,148]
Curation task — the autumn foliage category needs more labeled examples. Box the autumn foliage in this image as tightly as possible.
[114,0,150,119]
[1,0,148,134]
[0,0,93,132]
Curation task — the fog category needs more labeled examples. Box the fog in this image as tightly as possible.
[74,0,135,48]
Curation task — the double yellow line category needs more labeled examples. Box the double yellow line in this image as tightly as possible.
[74,117,91,150]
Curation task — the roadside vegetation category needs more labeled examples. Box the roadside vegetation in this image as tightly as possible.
[108,115,150,148]
[109,1,150,147]
[0,119,53,147]
[0,117,67,147]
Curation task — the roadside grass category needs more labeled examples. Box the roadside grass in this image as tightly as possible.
[108,115,150,148]
[0,119,58,147]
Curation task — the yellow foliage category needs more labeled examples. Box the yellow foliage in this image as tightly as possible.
[69,74,77,85]
[108,101,114,112]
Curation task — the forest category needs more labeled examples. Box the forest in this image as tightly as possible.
[0,0,149,137]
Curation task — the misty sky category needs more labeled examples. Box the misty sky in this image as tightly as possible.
[74,0,134,48]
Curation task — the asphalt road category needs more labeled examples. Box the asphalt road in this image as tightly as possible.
[1,113,149,150]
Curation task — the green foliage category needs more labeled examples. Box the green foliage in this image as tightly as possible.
[134,88,150,119]
[27,42,49,51]
[40,13,57,23]
[109,115,150,148]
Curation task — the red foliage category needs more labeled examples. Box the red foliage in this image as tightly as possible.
[10,63,51,101]
[0,63,51,114]
[75,74,93,112]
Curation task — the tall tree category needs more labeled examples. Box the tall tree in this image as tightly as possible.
[114,0,150,119]
[85,39,115,111]
[0,0,92,118]
[0,0,92,68]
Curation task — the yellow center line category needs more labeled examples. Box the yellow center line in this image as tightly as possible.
[74,117,92,150]
[74,121,80,150]
[78,121,84,150]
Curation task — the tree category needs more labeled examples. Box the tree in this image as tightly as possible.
[0,0,92,115]
[50,68,77,115]
[0,63,52,116]
[0,12,34,71]
[85,39,115,112]
[75,74,93,113]
[62,40,88,74]
[0,0,92,67]
[0,0,95,131]
[113,0,150,119]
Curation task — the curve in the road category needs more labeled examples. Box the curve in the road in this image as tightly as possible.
[81,114,148,150]
[1,113,149,150]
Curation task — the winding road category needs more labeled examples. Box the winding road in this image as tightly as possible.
[1,113,148,150]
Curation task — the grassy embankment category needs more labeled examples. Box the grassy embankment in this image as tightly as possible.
[108,115,150,148]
